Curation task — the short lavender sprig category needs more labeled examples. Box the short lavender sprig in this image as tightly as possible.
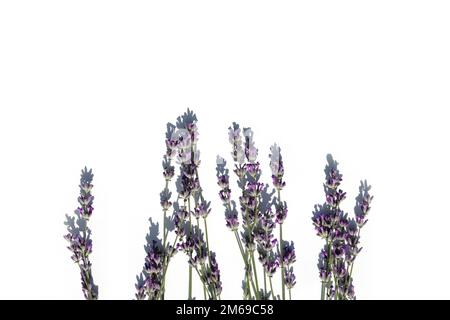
[179,226,222,299]
[64,167,98,300]
[312,155,373,300]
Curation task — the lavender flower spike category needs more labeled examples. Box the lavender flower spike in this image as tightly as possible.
[269,144,286,190]
[64,167,98,300]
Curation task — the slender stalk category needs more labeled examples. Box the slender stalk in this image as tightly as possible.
[162,179,169,248]
[233,231,259,299]
[199,262,210,300]
[195,218,208,300]
[159,234,179,299]
[203,218,210,254]
[277,189,285,300]
[280,224,285,300]
[264,270,267,297]
[320,281,326,300]
[344,228,361,298]
[193,265,212,300]
[188,197,193,300]
[251,251,260,297]
[269,276,276,300]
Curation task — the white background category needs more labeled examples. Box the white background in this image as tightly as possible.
[1,1,449,300]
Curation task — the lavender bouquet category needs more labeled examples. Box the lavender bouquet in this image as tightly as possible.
[64,167,98,300]
[312,155,373,300]
[136,109,222,300]
[62,113,376,301]
[217,123,296,300]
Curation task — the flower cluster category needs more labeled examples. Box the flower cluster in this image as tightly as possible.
[312,155,373,300]
[179,227,223,299]
[217,124,296,300]
[137,109,221,300]
[64,167,98,300]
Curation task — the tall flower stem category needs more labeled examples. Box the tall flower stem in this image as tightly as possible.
[188,197,193,300]
[203,218,210,254]
[269,276,276,300]
[162,179,169,248]
[277,189,286,300]
[264,270,268,296]
[159,235,179,299]
[251,251,260,297]
[320,281,326,300]
[234,231,259,299]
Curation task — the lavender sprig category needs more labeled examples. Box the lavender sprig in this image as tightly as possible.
[165,109,221,300]
[312,155,373,300]
[217,124,296,300]
[64,167,98,300]
[269,144,296,300]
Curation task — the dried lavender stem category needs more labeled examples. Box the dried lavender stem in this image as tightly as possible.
[162,179,169,248]
[234,231,258,299]
[280,225,285,300]
[203,218,210,255]
[326,239,332,300]
[159,234,179,299]
[321,281,326,300]
[193,265,212,299]
[269,276,275,300]
[250,251,260,297]
[188,197,193,300]
[345,228,361,296]
[277,189,286,301]
[264,270,267,296]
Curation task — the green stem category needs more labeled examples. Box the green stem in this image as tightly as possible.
[159,235,179,299]
[162,179,169,248]
[320,281,326,300]
[188,197,193,300]
[264,270,267,297]
[277,189,285,301]
[233,231,259,299]
[251,251,260,298]
[269,276,276,300]
[203,218,210,255]
[344,228,361,299]
[280,223,285,300]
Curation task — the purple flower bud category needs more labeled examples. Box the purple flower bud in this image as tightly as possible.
[217,174,229,189]
[163,165,175,181]
[233,164,246,180]
[245,162,261,178]
[269,144,286,190]
[282,241,296,266]
[228,124,245,164]
[219,188,231,204]
[194,201,211,219]
[160,199,172,211]
[264,255,279,277]
[165,138,179,159]
[245,182,264,197]
[284,267,296,289]
[275,201,288,224]
[243,128,258,163]
[225,213,239,231]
